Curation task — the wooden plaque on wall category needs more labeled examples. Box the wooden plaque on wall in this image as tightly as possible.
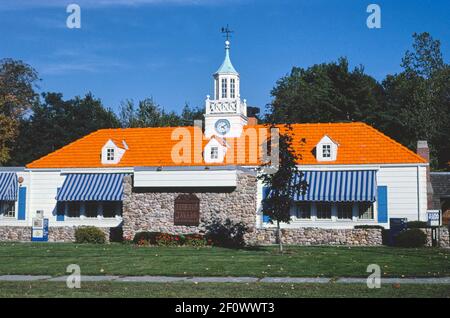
[174,194,200,226]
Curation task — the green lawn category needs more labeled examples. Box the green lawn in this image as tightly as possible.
[0,243,449,277]
[0,281,449,298]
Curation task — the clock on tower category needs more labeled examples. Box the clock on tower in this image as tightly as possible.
[204,28,248,139]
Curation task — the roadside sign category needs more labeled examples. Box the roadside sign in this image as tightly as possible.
[427,210,441,227]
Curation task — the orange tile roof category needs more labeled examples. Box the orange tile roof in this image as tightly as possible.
[26,122,426,169]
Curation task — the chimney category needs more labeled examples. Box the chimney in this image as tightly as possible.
[417,140,430,162]
[247,117,258,126]
[417,140,434,209]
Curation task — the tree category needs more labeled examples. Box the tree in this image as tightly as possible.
[267,57,384,126]
[180,103,203,125]
[383,32,449,169]
[0,58,39,164]
[401,32,444,78]
[8,92,120,166]
[119,98,203,128]
[258,124,307,253]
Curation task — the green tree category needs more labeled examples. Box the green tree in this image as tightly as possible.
[383,32,449,169]
[258,124,307,253]
[9,92,120,166]
[119,99,203,128]
[267,57,384,126]
[0,58,39,164]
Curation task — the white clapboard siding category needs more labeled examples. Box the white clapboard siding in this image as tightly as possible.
[377,165,427,222]
[134,170,237,188]
[28,171,66,225]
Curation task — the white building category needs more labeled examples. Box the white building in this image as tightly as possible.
[0,39,430,243]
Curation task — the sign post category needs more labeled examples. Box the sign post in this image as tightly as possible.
[427,210,441,247]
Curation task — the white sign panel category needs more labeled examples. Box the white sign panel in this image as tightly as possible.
[427,210,441,227]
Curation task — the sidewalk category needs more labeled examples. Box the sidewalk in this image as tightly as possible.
[1,275,449,284]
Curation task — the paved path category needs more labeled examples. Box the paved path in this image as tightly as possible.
[1,275,450,284]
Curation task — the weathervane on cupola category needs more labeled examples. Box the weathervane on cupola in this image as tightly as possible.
[204,25,248,139]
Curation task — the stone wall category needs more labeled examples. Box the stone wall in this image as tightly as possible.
[0,226,111,242]
[122,170,258,240]
[245,228,383,246]
[421,227,449,248]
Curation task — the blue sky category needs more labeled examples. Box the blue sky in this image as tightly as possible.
[1,0,449,114]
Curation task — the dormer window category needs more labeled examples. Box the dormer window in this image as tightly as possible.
[211,147,219,160]
[316,135,339,162]
[101,139,126,165]
[322,144,331,158]
[106,148,115,161]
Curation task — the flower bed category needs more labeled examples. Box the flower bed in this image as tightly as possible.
[132,232,211,247]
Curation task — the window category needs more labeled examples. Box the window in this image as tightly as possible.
[337,202,353,219]
[85,202,98,218]
[316,202,332,219]
[322,144,331,158]
[230,78,236,98]
[174,194,200,226]
[103,201,122,218]
[221,78,227,98]
[67,202,80,218]
[358,202,374,219]
[106,148,115,161]
[293,202,311,219]
[210,147,219,160]
[0,201,15,218]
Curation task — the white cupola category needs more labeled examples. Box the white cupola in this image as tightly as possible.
[204,38,248,138]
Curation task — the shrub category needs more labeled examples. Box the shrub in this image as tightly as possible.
[407,221,429,229]
[354,225,385,230]
[132,232,161,245]
[205,219,248,248]
[75,226,106,244]
[395,229,427,248]
[109,227,123,243]
[155,233,179,246]
[185,234,208,247]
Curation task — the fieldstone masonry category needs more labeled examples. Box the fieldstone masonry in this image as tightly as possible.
[246,228,383,246]
[122,170,258,239]
[122,170,384,246]
[421,227,449,248]
[0,226,110,242]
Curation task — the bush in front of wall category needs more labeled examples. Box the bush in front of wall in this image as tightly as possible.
[406,221,430,229]
[75,226,106,244]
[185,233,208,247]
[155,233,179,246]
[132,232,161,245]
[205,218,248,248]
[395,229,427,248]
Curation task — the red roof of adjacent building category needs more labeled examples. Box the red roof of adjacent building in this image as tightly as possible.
[26,122,426,169]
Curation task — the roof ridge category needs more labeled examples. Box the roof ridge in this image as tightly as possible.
[359,122,427,163]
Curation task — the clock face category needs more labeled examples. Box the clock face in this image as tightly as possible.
[215,119,231,135]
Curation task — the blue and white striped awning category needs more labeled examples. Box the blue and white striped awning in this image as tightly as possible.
[293,170,377,202]
[56,174,128,201]
[0,173,18,201]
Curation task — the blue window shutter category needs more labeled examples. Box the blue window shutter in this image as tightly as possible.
[262,186,270,200]
[56,187,64,221]
[262,186,271,223]
[18,187,27,220]
[377,186,388,223]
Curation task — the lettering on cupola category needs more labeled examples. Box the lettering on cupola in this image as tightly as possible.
[204,27,248,138]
